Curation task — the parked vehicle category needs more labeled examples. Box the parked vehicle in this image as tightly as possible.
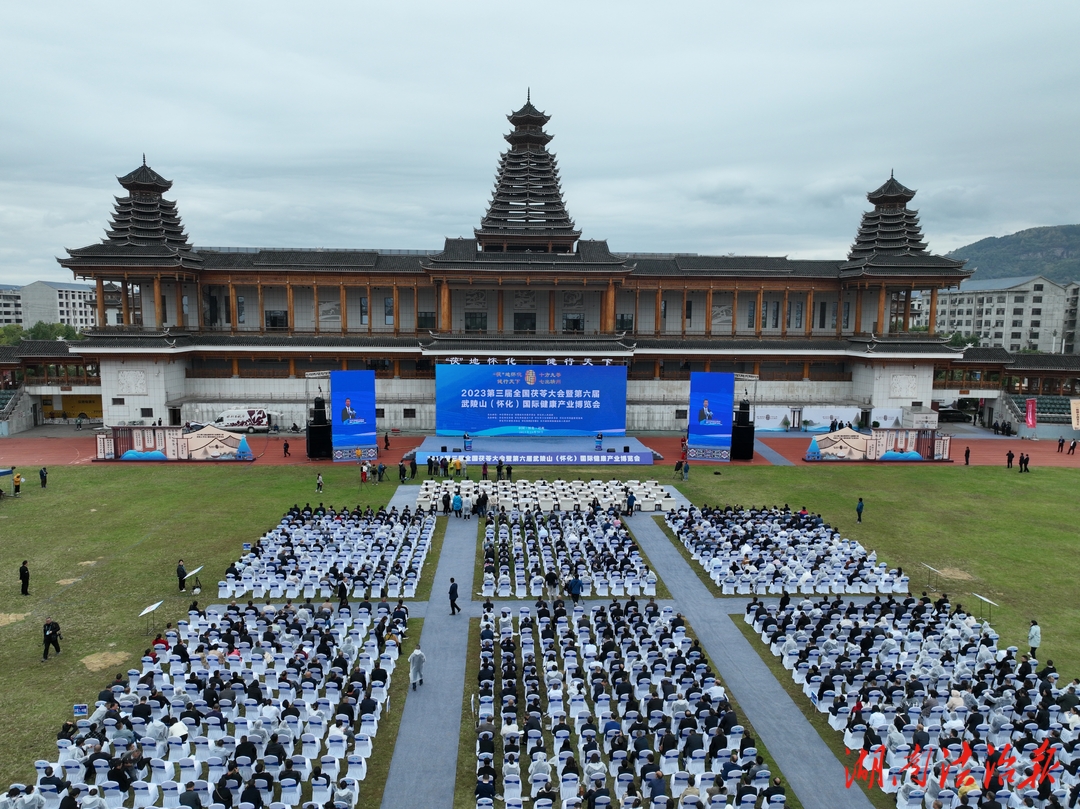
[937,408,972,423]
[214,408,271,433]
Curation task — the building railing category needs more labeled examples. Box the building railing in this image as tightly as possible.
[22,375,101,386]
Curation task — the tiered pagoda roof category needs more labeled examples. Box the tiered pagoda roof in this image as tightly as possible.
[841,174,969,280]
[59,158,202,273]
[474,95,581,253]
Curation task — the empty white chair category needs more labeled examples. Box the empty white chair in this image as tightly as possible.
[132,782,158,809]
[161,782,181,809]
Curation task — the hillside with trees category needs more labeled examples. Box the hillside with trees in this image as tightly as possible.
[947,225,1080,285]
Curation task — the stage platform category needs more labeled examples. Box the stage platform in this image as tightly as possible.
[413,435,656,465]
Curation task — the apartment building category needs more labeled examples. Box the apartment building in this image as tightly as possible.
[936,275,1071,353]
[19,281,98,330]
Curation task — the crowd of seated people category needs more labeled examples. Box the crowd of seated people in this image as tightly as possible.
[665,504,907,596]
[480,511,657,600]
[11,589,412,809]
[471,595,787,808]
[750,592,1080,808]
[220,503,434,602]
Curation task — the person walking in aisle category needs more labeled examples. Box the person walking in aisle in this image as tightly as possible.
[408,644,426,690]
[448,578,461,615]
[856,497,864,523]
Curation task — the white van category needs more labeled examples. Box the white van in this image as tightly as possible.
[214,408,271,433]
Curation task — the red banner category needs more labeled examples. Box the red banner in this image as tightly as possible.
[1026,398,1037,428]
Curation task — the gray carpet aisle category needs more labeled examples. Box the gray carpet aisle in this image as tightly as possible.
[626,514,874,809]
[379,515,478,809]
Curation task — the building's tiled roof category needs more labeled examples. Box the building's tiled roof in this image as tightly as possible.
[634,338,851,352]
[1005,353,1080,373]
[77,332,422,351]
[190,249,426,274]
[628,256,841,277]
[5,339,85,359]
[956,347,1015,364]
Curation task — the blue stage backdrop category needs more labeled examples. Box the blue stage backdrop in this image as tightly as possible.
[436,364,627,437]
[330,370,377,461]
[687,372,735,451]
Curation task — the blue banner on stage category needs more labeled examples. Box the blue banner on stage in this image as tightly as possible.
[436,364,627,437]
[330,370,377,461]
[687,372,735,451]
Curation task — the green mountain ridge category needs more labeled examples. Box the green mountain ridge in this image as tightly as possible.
[946,224,1080,286]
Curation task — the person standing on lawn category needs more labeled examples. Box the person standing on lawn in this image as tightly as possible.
[856,497,864,523]
[1006,449,1014,469]
[20,560,30,595]
[39,467,47,489]
[1029,620,1041,659]
[177,559,187,592]
[42,617,62,660]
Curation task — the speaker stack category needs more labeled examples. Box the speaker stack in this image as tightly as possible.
[307,396,332,459]
[730,399,755,461]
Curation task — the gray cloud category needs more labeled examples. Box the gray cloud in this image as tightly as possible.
[2,1,1079,284]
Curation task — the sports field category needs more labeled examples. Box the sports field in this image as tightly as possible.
[0,458,1076,796]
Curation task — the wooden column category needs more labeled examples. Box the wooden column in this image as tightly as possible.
[393,359,400,378]
[836,295,843,337]
[681,289,688,336]
[286,283,294,334]
[654,288,663,335]
[653,359,661,379]
[392,286,400,336]
[121,281,131,326]
[340,285,348,334]
[256,284,264,333]
[548,291,556,333]
[440,282,452,331]
[497,289,504,333]
[704,360,711,372]
[368,284,375,335]
[731,290,739,337]
[705,289,713,337]
[877,285,887,334]
[805,290,814,337]
[196,282,204,331]
[341,359,347,371]
[903,288,912,332]
[288,358,296,378]
[231,358,239,377]
[228,282,237,334]
[855,287,863,334]
[929,288,938,335]
[313,285,320,335]
[803,361,810,379]
[781,289,789,338]
[96,279,106,327]
[154,278,164,328]
[413,284,419,335]
[608,280,616,333]
[175,282,184,329]
[752,361,760,376]
[754,288,763,338]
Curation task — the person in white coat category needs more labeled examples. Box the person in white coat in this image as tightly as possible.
[1028,620,1041,658]
[408,645,426,691]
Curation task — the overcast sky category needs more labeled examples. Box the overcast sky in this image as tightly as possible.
[2,1,1078,286]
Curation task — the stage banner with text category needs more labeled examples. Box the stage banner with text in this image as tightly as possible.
[436,364,627,436]
[330,370,377,461]
[687,372,736,450]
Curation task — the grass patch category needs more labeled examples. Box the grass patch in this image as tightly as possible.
[732,620,892,809]
[356,619,422,809]
[412,520,446,602]
[651,515,723,597]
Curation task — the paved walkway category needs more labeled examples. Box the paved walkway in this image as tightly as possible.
[379,515,477,809]
[624,513,874,809]
[754,438,796,466]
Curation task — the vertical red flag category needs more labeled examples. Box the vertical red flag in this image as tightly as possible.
[1026,398,1037,428]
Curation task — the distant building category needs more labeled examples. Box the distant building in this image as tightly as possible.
[0,284,22,326]
[936,275,1071,353]
[19,281,98,330]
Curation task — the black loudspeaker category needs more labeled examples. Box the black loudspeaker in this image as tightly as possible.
[441,445,448,453]
[306,424,333,459]
[731,424,755,460]
[313,396,327,425]
[624,446,630,453]
[734,399,751,427]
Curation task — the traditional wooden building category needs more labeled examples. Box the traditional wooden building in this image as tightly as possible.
[47,98,1003,432]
